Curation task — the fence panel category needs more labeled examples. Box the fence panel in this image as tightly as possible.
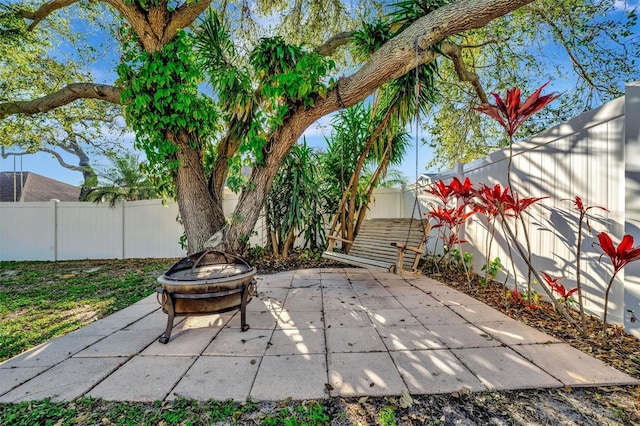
[0,202,55,261]
[368,188,405,218]
[56,202,124,260]
[124,200,185,259]
[431,84,637,333]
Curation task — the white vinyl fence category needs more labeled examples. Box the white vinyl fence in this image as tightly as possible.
[427,82,640,337]
[0,187,407,262]
[0,200,186,261]
[0,189,277,261]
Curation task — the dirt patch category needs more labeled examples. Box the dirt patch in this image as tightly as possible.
[321,387,640,425]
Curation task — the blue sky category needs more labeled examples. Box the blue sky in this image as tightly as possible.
[0,119,434,186]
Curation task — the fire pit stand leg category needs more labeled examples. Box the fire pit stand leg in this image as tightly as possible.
[240,285,250,332]
[159,290,175,344]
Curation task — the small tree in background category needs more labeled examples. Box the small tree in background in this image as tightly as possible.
[265,140,329,258]
[82,152,165,207]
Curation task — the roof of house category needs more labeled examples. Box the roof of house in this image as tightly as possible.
[0,171,80,202]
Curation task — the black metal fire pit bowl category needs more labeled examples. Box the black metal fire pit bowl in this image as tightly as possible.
[156,251,257,343]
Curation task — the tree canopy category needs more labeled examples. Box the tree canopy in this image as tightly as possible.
[0,0,128,196]
[422,0,639,169]
[2,0,564,254]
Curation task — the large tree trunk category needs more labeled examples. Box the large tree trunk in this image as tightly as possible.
[173,131,226,254]
[221,0,536,254]
[224,110,314,253]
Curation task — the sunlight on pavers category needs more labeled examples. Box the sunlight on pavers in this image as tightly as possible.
[329,352,407,396]
[390,349,485,394]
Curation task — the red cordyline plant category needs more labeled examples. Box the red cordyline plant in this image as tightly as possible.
[428,205,475,248]
[473,183,549,288]
[474,82,560,138]
[505,194,549,218]
[542,272,577,308]
[426,177,472,205]
[473,183,548,229]
[473,183,514,287]
[565,196,609,332]
[425,178,479,285]
[508,288,538,310]
[596,232,640,341]
[474,182,580,327]
[475,83,560,293]
[448,176,474,201]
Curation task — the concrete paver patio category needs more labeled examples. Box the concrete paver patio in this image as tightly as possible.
[1,267,637,403]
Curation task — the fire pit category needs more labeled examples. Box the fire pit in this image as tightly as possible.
[156,251,256,343]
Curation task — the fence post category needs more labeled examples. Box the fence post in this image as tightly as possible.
[50,199,59,261]
[624,81,640,338]
[121,201,126,259]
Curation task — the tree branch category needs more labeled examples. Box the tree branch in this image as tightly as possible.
[0,83,121,120]
[531,6,608,94]
[40,147,85,171]
[165,0,213,45]
[226,0,536,249]
[459,38,506,49]
[315,31,354,56]
[24,0,79,30]
[316,0,534,115]
[441,41,489,103]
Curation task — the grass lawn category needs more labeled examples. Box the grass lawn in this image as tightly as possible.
[0,258,174,362]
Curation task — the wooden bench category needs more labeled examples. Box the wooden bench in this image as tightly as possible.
[323,218,431,275]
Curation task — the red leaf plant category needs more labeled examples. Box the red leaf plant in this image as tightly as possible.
[506,194,549,218]
[428,205,476,229]
[473,183,506,220]
[472,184,504,287]
[597,233,640,274]
[542,272,577,307]
[473,183,547,219]
[508,288,538,310]
[426,179,456,205]
[596,232,640,341]
[425,177,480,284]
[448,177,474,201]
[427,205,475,249]
[474,82,560,138]
[567,196,609,230]
[564,195,609,331]
[426,177,475,206]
